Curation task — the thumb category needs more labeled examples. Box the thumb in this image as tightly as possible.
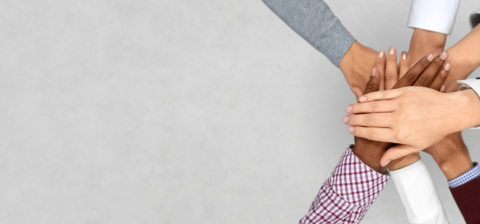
[380,144,419,167]
[351,86,364,101]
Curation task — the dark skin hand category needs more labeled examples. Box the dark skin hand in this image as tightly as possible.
[352,52,450,173]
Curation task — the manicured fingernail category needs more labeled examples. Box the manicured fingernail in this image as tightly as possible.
[371,67,376,77]
[444,62,451,71]
[427,54,434,62]
[383,160,391,167]
[359,96,367,102]
[346,105,353,112]
[379,50,385,58]
[348,126,355,133]
[388,46,395,55]
[440,51,448,61]
[401,52,407,60]
[440,85,446,92]
[343,116,350,123]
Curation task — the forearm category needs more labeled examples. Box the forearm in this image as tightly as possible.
[408,29,446,65]
[300,147,389,224]
[445,25,480,88]
[261,0,355,66]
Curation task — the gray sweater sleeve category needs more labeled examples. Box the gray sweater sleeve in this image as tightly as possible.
[262,0,356,66]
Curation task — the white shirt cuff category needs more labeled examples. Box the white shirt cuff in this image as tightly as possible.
[390,159,449,224]
[457,79,480,129]
[471,8,480,28]
[408,0,460,35]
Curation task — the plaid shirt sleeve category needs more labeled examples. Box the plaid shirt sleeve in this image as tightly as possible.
[299,147,390,224]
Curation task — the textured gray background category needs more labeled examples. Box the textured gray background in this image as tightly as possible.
[0,0,479,223]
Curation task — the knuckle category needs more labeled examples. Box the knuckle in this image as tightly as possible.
[369,102,378,112]
[364,115,373,125]
[419,59,431,67]
[349,115,355,124]
[386,71,396,79]
[432,58,443,68]
[394,151,405,160]
[416,76,431,86]
[382,91,388,100]
[368,128,377,139]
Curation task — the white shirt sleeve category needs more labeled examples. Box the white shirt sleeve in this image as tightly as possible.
[390,159,449,224]
[408,0,460,35]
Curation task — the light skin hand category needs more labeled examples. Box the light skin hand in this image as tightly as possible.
[397,29,473,176]
[338,41,378,99]
[346,87,480,167]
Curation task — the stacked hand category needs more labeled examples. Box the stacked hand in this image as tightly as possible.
[350,47,451,173]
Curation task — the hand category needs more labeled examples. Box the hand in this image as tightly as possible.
[424,132,473,180]
[351,49,445,172]
[345,52,452,167]
[345,87,480,167]
[353,47,418,172]
[338,41,378,99]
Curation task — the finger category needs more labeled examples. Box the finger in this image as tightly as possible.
[375,50,386,90]
[357,88,404,103]
[429,62,450,91]
[440,85,446,92]
[385,47,398,90]
[362,67,381,96]
[446,82,461,93]
[346,100,396,114]
[398,51,410,79]
[351,86,364,101]
[380,144,420,167]
[414,51,448,87]
[344,113,393,127]
[348,126,396,142]
[393,54,433,89]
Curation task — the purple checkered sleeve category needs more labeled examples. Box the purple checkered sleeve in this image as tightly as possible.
[299,147,389,224]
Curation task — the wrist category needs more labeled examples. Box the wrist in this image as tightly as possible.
[444,25,480,82]
[454,89,480,130]
[338,41,377,90]
[409,29,446,64]
[411,29,446,49]
[428,133,473,180]
[440,155,473,180]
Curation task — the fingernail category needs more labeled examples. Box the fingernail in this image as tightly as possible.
[346,105,353,112]
[348,126,355,133]
[427,54,434,62]
[401,52,407,60]
[343,116,350,123]
[440,51,448,61]
[379,50,385,58]
[388,46,395,55]
[371,67,376,77]
[440,85,446,92]
[444,62,451,71]
[383,160,391,167]
[359,96,367,102]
